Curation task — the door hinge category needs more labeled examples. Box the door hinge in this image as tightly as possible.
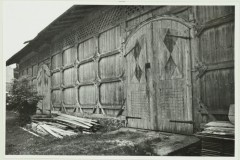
[166,34,191,40]
[169,120,194,124]
[195,58,208,81]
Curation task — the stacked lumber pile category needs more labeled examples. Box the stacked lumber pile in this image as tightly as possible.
[196,121,234,156]
[30,112,100,138]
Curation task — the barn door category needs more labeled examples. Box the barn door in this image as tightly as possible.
[37,64,51,114]
[152,20,193,134]
[125,23,153,129]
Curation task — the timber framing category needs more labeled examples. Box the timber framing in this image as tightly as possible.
[196,13,234,36]
[7,5,235,134]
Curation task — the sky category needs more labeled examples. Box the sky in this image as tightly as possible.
[2,1,76,68]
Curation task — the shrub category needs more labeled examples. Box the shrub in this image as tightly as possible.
[7,76,43,126]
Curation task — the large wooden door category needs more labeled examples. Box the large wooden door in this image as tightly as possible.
[125,23,153,129]
[37,64,51,114]
[125,18,193,134]
[152,19,193,134]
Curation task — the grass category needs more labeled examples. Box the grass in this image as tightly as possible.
[5,111,161,155]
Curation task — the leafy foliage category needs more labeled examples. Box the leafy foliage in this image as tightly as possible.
[7,76,43,126]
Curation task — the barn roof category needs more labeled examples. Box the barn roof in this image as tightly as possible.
[6,5,101,66]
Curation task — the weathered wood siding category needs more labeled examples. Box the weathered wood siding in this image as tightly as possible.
[192,6,234,132]
[16,5,234,133]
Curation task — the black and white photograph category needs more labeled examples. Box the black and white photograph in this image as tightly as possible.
[2,1,238,158]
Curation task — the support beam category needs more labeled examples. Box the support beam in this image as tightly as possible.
[195,60,234,80]
[198,99,217,121]
[196,13,234,36]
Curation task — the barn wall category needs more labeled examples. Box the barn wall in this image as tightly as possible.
[48,6,160,115]
[17,5,235,132]
[192,6,234,132]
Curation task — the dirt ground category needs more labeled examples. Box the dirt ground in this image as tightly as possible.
[5,111,200,156]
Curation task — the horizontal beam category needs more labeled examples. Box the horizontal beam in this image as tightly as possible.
[197,13,234,36]
[195,60,234,80]
[199,109,229,115]
[164,6,190,15]
[63,64,74,70]
[100,48,121,59]
[101,77,123,83]
[101,105,122,109]
[169,120,194,124]
[78,57,94,66]
[126,6,190,32]
[206,60,234,71]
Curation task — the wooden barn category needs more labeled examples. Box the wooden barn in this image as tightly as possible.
[6,5,235,135]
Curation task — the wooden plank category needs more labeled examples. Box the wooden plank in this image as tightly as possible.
[57,116,92,127]
[21,127,42,138]
[201,130,234,136]
[54,117,90,128]
[206,61,234,71]
[99,53,122,79]
[218,69,231,111]
[79,62,95,82]
[79,85,96,105]
[99,81,123,105]
[195,133,234,140]
[198,99,216,121]
[200,109,229,115]
[63,88,76,105]
[205,127,234,133]
[78,38,95,60]
[99,26,121,54]
[41,124,63,138]
[125,22,151,129]
[197,13,234,36]
[205,121,234,128]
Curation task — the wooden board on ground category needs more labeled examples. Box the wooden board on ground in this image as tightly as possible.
[201,130,234,136]
[205,121,234,128]
[205,127,235,133]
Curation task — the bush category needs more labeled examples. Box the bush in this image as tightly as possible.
[7,76,43,126]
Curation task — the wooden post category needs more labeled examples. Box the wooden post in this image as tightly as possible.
[94,34,102,114]
[120,21,127,117]
[190,15,201,132]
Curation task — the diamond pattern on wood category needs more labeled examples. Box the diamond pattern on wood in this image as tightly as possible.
[165,56,177,79]
[135,64,142,82]
[163,29,178,53]
[134,41,141,60]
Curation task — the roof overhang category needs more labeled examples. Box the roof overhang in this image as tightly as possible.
[6,5,101,66]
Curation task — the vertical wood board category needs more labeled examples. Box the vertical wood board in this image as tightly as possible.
[51,72,61,87]
[79,85,96,105]
[99,26,121,54]
[37,64,51,114]
[99,53,123,79]
[126,23,152,130]
[63,88,76,105]
[78,38,96,60]
[33,65,38,77]
[63,67,76,86]
[52,90,62,105]
[100,82,123,105]
[51,53,62,69]
[78,62,95,82]
[152,19,193,134]
[27,67,32,77]
[63,47,77,66]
